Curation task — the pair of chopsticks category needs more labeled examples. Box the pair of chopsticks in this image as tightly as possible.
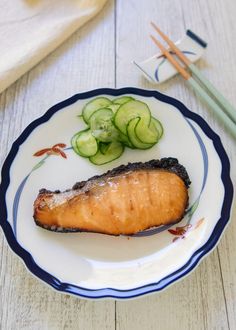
[150,22,236,139]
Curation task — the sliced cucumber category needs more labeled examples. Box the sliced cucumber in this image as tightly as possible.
[89,108,113,125]
[114,100,151,135]
[113,96,134,105]
[107,104,120,113]
[89,108,119,142]
[71,129,98,157]
[99,142,109,155]
[71,132,80,154]
[151,117,164,139]
[135,118,159,144]
[127,118,154,149]
[118,132,135,148]
[82,97,112,124]
[74,96,164,165]
[90,142,124,165]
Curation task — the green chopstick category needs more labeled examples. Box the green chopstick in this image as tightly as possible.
[188,63,236,124]
[150,23,236,138]
[187,77,236,138]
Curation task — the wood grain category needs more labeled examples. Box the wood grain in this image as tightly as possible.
[1,0,236,329]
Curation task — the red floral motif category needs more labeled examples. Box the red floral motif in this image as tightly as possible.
[34,143,67,158]
[168,218,205,242]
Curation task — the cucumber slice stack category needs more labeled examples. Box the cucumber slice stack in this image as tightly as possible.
[71,96,164,165]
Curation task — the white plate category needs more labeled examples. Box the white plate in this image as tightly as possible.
[0,88,233,299]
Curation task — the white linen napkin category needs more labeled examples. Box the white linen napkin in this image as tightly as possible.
[0,0,108,94]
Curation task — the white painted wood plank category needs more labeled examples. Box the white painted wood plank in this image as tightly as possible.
[0,2,115,329]
[179,2,236,328]
[116,0,235,329]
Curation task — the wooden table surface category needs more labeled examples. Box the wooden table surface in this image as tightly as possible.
[0,1,236,329]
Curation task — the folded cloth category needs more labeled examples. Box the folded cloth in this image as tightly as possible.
[0,0,108,94]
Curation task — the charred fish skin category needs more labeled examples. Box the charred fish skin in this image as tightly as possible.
[39,157,191,195]
[72,157,191,191]
[34,157,190,235]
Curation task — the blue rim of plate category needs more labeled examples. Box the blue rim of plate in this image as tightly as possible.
[0,87,234,299]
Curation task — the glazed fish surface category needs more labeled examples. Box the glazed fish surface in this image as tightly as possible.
[33,158,191,235]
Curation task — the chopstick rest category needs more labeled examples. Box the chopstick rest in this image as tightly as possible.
[133,30,207,84]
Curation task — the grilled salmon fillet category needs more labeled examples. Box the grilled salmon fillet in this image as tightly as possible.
[33,158,191,235]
